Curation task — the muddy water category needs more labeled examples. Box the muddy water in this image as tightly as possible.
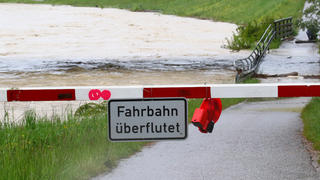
[0,3,247,88]
[0,70,235,87]
[0,58,237,87]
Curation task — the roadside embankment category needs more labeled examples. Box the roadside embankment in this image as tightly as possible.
[302,97,320,167]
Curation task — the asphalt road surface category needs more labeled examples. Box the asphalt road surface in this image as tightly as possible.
[96,98,319,180]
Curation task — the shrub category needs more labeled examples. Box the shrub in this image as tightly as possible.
[297,0,320,40]
[227,17,277,50]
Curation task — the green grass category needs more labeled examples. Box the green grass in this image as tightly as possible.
[0,103,146,180]
[0,0,305,25]
[301,97,320,163]
[242,77,261,84]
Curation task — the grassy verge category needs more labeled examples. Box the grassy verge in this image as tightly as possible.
[301,97,320,163]
[0,103,146,180]
[0,0,305,25]
[242,77,260,84]
[0,99,248,179]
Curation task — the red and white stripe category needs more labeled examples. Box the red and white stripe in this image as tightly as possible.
[0,83,319,102]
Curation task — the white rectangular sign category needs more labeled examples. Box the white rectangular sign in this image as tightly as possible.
[108,98,187,141]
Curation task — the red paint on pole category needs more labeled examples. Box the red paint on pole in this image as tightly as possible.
[278,85,320,97]
[143,87,211,98]
[7,89,76,101]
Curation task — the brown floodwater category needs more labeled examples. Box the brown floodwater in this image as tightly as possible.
[0,70,235,88]
[0,57,238,88]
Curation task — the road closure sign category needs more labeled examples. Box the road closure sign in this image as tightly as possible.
[108,98,187,141]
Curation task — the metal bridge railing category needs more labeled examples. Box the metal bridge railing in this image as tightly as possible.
[274,17,293,39]
[234,17,293,82]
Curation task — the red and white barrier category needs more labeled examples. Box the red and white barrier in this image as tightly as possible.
[1,83,319,102]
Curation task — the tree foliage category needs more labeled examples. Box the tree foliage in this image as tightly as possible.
[298,0,320,39]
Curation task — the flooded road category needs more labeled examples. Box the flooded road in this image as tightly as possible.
[257,30,320,77]
[257,30,320,83]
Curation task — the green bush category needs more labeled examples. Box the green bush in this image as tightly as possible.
[227,17,278,50]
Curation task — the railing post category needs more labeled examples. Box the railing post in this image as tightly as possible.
[289,18,293,37]
[273,21,278,39]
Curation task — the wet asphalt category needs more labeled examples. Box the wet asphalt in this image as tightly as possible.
[257,33,320,77]
[95,98,319,180]
[257,1,320,78]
